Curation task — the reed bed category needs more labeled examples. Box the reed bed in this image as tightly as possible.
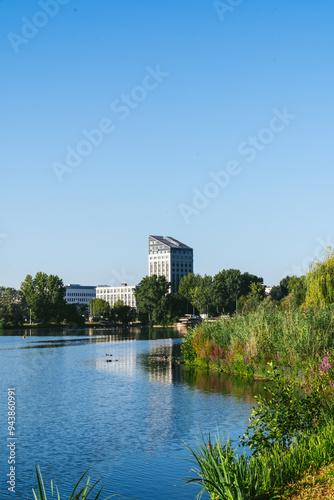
[182,307,334,376]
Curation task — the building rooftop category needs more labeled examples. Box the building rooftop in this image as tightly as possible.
[66,284,96,289]
[149,235,192,250]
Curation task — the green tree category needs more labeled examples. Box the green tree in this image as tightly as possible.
[163,293,187,323]
[88,298,110,318]
[178,273,198,313]
[179,273,194,313]
[304,248,334,308]
[238,282,265,314]
[111,300,137,324]
[21,272,66,323]
[63,303,86,326]
[134,275,170,324]
[280,275,306,310]
[197,275,213,315]
[212,269,241,315]
[270,276,291,302]
[0,287,25,327]
[239,272,263,297]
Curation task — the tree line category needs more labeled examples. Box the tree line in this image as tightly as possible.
[133,270,264,324]
[88,298,137,324]
[0,272,84,328]
[2,249,333,327]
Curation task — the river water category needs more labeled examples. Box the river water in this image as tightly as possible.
[0,327,261,499]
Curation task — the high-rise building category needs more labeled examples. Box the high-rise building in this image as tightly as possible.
[148,235,193,293]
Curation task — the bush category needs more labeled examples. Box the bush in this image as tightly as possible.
[185,355,334,499]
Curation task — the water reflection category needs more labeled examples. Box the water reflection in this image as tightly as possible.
[0,328,262,500]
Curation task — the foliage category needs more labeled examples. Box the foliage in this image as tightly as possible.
[88,298,110,318]
[184,435,268,500]
[0,286,25,326]
[181,307,334,373]
[32,465,116,499]
[212,269,241,315]
[178,272,199,307]
[21,273,66,323]
[110,300,137,324]
[185,357,334,499]
[185,416,334,500]
[134,274,170,324]
[269,276,290,302]
[268,275,306,311]
[178,273,213,315]
[63,303,86,326]
[241,357,334,454]
[287,275,306,307]
[304,248,334,308]
[238,283,265,314]
[163,293,187,324]
[177,270,263,317]
[212,270,263,315]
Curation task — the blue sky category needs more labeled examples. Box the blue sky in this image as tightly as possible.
[1,0,333,289]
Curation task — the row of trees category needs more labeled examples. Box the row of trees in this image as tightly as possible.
[2,249,333,327]
[178,270,263,315]
[0,272,85,327]
[134,249,334,322]
[0,287,25,326]
[132,270,264,324]
[89,298,137,324]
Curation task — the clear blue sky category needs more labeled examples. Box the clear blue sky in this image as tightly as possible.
[1,0,333,289]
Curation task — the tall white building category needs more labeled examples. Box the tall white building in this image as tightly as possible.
[65,284,96,305]
[148,235,193,293]
[96,283,137,309]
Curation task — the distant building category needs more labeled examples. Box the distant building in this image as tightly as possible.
[264,285,273,296]
[96,283,137,309]
[65,284,96,305]
[148,235,193,293]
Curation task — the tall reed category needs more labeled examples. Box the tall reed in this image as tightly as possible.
[182,307,334,374]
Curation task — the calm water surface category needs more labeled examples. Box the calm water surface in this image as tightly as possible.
[0,327,261,499]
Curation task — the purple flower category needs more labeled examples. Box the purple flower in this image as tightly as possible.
[277,351,280,361]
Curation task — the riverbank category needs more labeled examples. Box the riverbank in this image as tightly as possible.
[183,309,334,499]
[181,307,334,379]
[283,462,334,499]
[0,320,179,331]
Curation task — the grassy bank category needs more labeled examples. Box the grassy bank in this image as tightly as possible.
[186,418,334,500]
[184,357,334,499]
[181,307,334,378]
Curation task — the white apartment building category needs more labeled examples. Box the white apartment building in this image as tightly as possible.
[96,283,137,309]
[65,284,96,305]
[148,235,193,293]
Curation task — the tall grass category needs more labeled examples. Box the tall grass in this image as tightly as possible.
[184,349,334,499]
[185,417,334,500]
[181,307,334,375]
[32,466,117,500]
